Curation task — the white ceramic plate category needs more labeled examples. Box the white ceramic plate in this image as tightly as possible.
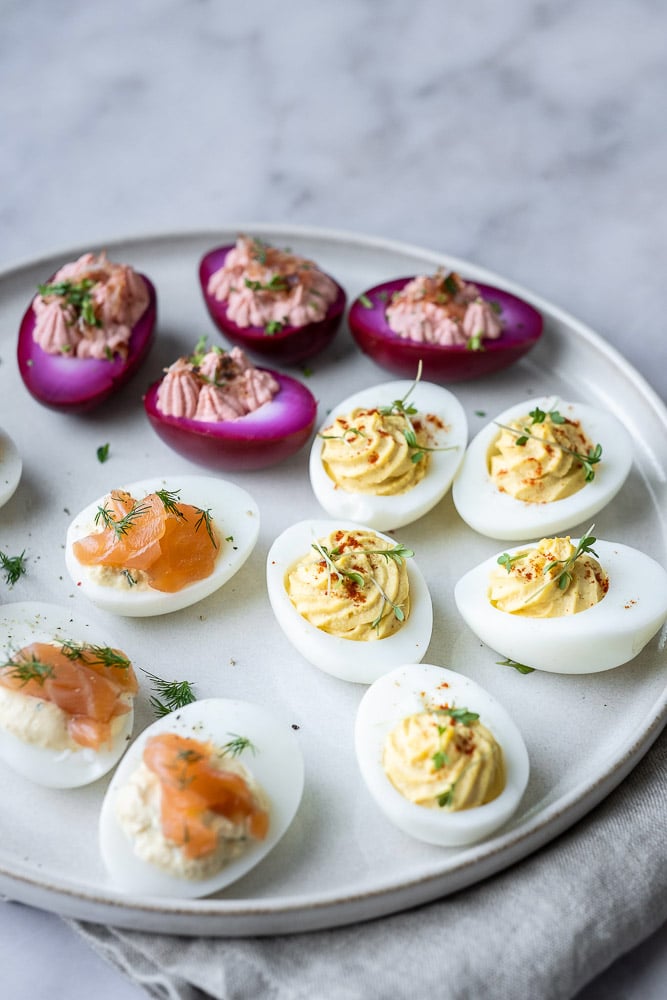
[0,226,665,936]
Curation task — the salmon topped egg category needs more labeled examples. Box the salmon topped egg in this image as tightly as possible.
[0,602,138,787]
[100,698,304,898]
[65,475,260,616]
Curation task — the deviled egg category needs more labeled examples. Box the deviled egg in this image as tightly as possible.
[199,236,346,365]
[348,271,542,383]
[18,251,156,412]
[0,428,22,508]
[65,475,259,616]
[452,398,633,540]
[99,698,304,898]
[355,663,529,846]
[309,375,467,530]
[454,535,667,673]
[266,519,432,683]
[0,601,136,787]
[144,341,317,471]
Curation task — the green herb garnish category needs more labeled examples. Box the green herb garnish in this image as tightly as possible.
[497,658,535,675]
[2,654,54,686]
[437,706,480,726]
[143,670,197,718]
[0,550,27,587]
[59,640,130,670]
[244,274,289,293]
[378,361,458,464]
[221,734,256,758]
[432,751,449,770]
[264,320,284,336]
[542,526,598,591]
[495,412,603,482]
[442,273,459,297]
[358,293,373,309]
[96,443,110,464]
[194,507,218,548]
[38,278,101,328]
[311,539,413,631]
[155,488,185,519]
[466,334,484,352]
[94,499,151,539]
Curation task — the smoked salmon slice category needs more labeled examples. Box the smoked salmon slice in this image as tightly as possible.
[143,733,269,859]
[73,489,221,592]
[0,641,137,749]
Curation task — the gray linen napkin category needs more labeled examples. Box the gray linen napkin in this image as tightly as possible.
[70,729,667,1000]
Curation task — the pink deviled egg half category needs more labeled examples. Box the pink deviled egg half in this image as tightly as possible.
[199,235,346,365]
[144,341,317,471]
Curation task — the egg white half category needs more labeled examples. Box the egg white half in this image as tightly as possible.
[266,519,433,683]
[99,698,304,899]
[65,475,260,616]
[355,662,529,846]
[0,601,135,787]
[309,379,467,530]
[455,538,667,673]
[0,428,22,509]
[452,398,633,540]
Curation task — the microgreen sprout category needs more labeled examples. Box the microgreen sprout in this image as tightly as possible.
[497,658,535,675]
[264,320,285,335]
[436,706,480,726]
[542,527,598,591]
[358,293,373,309]
[495,412,603,482]
[310,539,413,631]
[96,443,110,463]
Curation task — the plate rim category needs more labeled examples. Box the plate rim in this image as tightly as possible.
[1,224,665,936]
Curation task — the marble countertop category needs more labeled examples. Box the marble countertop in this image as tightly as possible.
[1,1,665,997]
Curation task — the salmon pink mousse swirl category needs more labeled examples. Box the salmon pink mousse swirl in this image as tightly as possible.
[207,235,338,330]
[157,345,279,422]
[386,271,503,347]
[32,252,150,361]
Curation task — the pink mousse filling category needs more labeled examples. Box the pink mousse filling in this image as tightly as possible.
[385,271,503,347]
[206,235,338,329]
[32,252,149,360]
[156,346,279,422]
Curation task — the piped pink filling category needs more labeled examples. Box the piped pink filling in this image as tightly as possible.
[32,252,149,360]
[157,346,279,423]
[386,272,502,346]
[207,236,338,329]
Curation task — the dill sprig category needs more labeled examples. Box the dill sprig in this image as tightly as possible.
[0,550,27,587]
[143,670,197,718]
[95,499,151,538]
[194,507,218,548]
[221,733,256,758]
[155,488,185,519]
[37,278,101,328]
[58,640,130,670]
[2,654,54,686]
